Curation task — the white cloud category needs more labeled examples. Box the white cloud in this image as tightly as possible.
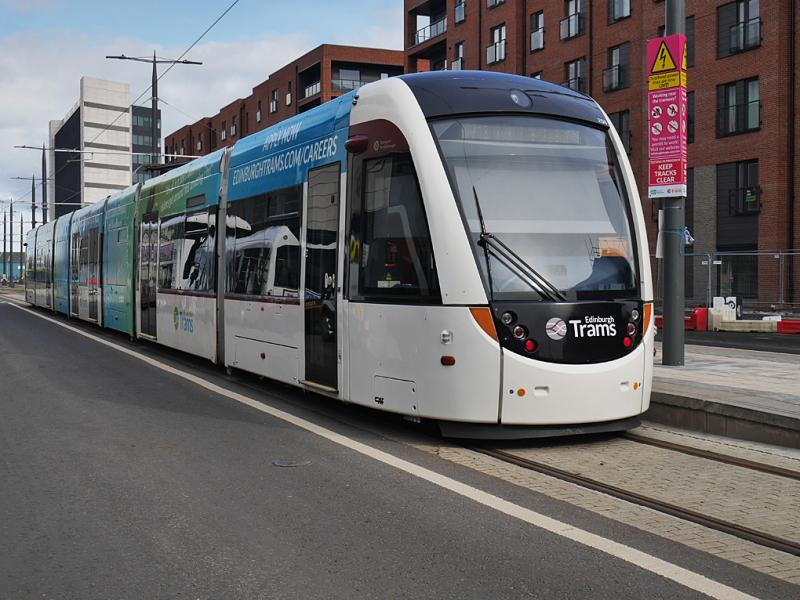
[0,30,312,210]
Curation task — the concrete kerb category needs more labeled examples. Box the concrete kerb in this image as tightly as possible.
[646,392,800,450]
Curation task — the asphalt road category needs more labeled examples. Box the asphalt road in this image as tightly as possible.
[0,300,794,599]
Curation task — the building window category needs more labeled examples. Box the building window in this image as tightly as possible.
[487,0,505,8]
[687,91,695,144]
[487,24,506,64]
[270,90,278,113]
[231,116,237,137]
[658,16,695,68]
[608,0,630,24]
[180,144,185,156]
[455,1,466,24]
[531,71,543,80]
[563,57,585,92]
[452,42,465,70]
[560,0,585,40]
[256,100,262,123]
[717,78,759,136]
[221,121,227,141]
[718,0,760,58]
[357,154,440,300]
[603,42,629,92]
[211,129,217,148]
[608,110,631,154]
[196,135,203,152]
[531,11,544,52]
[286,82,292,105]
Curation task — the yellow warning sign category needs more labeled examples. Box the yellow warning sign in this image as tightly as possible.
[651,41,677,73]
[681,41,687,71]
[648,71,686,91]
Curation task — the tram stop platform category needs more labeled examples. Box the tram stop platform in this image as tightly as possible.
[649,343,800,449]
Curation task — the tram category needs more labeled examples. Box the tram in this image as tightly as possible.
[25,71,654,438]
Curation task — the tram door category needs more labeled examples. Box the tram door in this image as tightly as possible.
[139,212,158,337]
[87,228,100,321]
[303,163,340,390]
[70,232,80,316]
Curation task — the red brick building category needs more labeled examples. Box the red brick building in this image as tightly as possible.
[405,0,799,308]
[165,43,403,161]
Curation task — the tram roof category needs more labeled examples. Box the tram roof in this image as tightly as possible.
[397,71,608,127]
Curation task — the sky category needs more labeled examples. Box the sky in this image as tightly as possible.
[0,0,402,240]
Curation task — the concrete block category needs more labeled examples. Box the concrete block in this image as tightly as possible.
[716,320,778,333]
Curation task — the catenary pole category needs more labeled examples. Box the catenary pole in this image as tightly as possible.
[41,145,48,224]
[3,211,6,279]
[152,52,158,169]
[31,176,36,230]
[19,213,23,283]
[661,0,686,365]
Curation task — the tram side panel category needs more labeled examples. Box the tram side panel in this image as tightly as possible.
[222,101,351,388]
[342,90,501,423]
[102,187,138,336]
[24,228,37,304]
[33,220,55,310]
[53,214,72,316]
[70,202,106,325]
[137,151,224,362]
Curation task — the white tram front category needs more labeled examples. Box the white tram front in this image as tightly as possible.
[343,72,653,437]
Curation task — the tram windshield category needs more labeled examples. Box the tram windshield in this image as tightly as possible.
[432,115,638,301]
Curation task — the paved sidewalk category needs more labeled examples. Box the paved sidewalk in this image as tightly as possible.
[651,343,800,447]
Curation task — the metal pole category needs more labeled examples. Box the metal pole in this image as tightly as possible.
[152,52,158,169]
[3,211,6,280]
[707,252,712,308]
[9,200,13,280]
[42,145,48,224]
[662,0,686,365]
[19,213,23,283]
[31,176,37,230]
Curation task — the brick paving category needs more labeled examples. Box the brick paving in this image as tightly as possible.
[412,439,800,585]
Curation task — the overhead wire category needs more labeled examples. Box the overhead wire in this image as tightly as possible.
[9,0,242,230]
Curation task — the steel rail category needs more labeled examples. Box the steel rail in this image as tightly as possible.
[473,446,800,557]
[622,433,800,482]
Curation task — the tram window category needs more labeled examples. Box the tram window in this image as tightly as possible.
[227,184,301,297]
[158,215,184,290]
[180,209,216,292]
[358,154,439,300]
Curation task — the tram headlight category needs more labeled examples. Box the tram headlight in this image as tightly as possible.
[631,308,640,321]
[512,325,527,339]
[501,311,516,326]
[626,322,637,336]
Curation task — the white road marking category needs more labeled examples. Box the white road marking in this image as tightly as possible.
[5,300,760,600]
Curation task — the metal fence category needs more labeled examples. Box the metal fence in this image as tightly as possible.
[651,250,800,312]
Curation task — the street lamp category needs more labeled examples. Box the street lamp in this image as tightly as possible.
[106,52,202,168]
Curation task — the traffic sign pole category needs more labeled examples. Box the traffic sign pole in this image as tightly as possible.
[659,0,685,365]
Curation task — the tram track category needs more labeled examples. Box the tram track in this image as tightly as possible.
[471,446,800,558]
[621,432,800,482]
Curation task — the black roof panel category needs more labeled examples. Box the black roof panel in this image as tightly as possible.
[398,71,608,127]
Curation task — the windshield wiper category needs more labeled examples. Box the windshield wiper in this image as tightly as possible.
[472,187,566,303]
[473,187,494,302]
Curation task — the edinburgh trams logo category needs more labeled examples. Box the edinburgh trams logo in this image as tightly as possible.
[173,306,194,333]
[546,316,618,340]
[545,317,568,340]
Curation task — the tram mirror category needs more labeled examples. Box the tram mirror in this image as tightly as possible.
[345,135,369,154]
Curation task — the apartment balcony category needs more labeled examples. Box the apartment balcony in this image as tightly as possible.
[486,40,506,65]
[559,13,584,40]
[303,81,321,99]
[412,17,447,47]
[602,65,627,92]
[729,18,761,54]
[331,78,363,92]
[561,76,585,93]
[716,100,761,137]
